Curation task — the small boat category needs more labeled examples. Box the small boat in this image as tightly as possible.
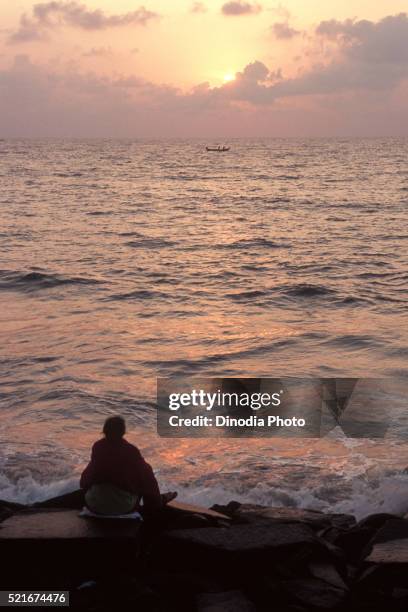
[206,145,230,152]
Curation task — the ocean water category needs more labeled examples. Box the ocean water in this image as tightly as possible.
[0,138,407,519]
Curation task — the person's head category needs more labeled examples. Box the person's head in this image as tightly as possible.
[103,416,126,442]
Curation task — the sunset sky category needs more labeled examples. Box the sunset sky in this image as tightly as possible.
[1,1,408,136]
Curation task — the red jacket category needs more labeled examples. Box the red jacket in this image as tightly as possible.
[80,438,162,510]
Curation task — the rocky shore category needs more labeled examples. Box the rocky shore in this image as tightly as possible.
[1,493,408,611]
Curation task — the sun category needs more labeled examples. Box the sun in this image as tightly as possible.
[223,73,235,83]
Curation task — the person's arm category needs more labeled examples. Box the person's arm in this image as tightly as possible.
[138,458,163,511]
[80,443,97,491]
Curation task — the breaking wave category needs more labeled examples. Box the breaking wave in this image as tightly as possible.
[2,469,408,521]
[0,270,102,292]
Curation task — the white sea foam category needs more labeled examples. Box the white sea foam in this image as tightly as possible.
[158,471,408,521]
[0,473,79,506]
[1,469,408,521]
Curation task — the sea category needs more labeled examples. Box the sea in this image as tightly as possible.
[0,138,407,520]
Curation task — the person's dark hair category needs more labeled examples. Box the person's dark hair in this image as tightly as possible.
[103,416,126,441]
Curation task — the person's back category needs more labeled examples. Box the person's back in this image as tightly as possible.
[80,416,176,515]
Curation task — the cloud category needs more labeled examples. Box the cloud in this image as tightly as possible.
[1,53,407,138]
[211,12,408,106]
[316,13,408,63]
[239,60,269,81]
[216,13,408,103]
[221,2,262,16]
[191,2,207,13]
[271,22,300,40]
[8,15,49,43]
[82,46,113,58]
[269,4,290,20]
[2,13,408,137]
[213,61,286,105]
[8,2,158,43]
[33,2,157,29]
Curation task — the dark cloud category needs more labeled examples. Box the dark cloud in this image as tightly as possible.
[215,61,284,105]
[218,14,408,103]
[2,13,408,136]
[8,1,158,44]
[1,53,407,137]
[212,12,408,105]
[221,2,262,16]
[8,15,48,43]
[33,2,158,29]
[316,13,408,63]
[272,22,300,39]
[240,60,269,81]
[191,2,207,13]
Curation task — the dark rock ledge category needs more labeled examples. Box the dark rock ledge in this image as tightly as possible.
[1,494,408,612]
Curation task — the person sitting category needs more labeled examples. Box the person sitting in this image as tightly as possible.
[80,416,177,516]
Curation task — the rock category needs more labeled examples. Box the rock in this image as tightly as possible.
[352,521,408,604]
[322,514,401,563]
[366,518,408,545]
[167,521,316,555]
[252,574,347,611]
[214,500,241,514]
[196,590,256,612]
[281,578,346,610]
[0,508,12,523]
[308,561,348,590]
[160,500,231,529]
[0,505,14,523]
[146,570,225,598]
[0,508,142,539]
[329,528,376,563]
[71,576,165,612]
[364,518,408,569]
[392,587,408,602]
[356,513,400,532]
[32,494,230,527]
[350,565,408,612]
[167,500,231,522]
[0,509,142,588]
[154,522,325,580]
[0,498,28,511]
[363,518,408,564]
[3,499,408,610]
[211,502,355,531]
[32,489,85,509]
[365,539,408,564]
[0,499,28,522]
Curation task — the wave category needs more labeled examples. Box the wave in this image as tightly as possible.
[323,334,384,349]
[0,473,79,506]
[221,238,290,250]
[225,283,373,308]
[339,296,372,306]
[283,284,365,306]
[125,237,175,249]
[109,289,170,301]
[158,460,408,521]
[0,270,102,292]
[282,283,335,298]
[52,172,83,178]
[227,290,267,302]
[2,469,408,521]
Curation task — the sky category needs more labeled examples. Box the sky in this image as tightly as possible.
[1,1,408,136]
